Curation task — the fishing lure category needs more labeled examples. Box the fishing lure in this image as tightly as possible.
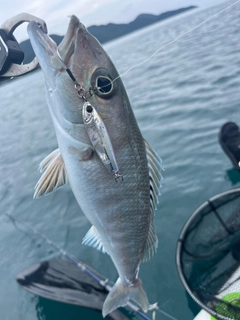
[82,101,123,182]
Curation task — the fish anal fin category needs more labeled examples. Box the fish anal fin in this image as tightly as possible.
[141,218,158,262]
[82,226,107,254]
[34,149,67,198]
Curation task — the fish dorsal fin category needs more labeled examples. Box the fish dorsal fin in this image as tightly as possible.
[34,149,67,198]
[142,140,164,262]
[145,139,163,212]
[82,226,107,254]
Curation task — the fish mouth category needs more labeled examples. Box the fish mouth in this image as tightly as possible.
[57,15,82,65]
[28,15,86,70]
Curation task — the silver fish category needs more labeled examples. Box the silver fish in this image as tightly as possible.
[28,15,163,317]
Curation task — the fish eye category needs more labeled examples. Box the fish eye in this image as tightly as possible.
[91,68,116,99]
[96,76,113,94]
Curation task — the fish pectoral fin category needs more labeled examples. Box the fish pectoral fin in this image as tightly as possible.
[141,139,164,262]
[38,148,60,172]
[67,145,93,161]
[82,226,107,254]
[34,149,67,198]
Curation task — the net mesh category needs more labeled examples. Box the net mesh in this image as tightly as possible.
[177,189,240,320]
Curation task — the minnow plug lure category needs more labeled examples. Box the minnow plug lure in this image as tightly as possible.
[82,101,123,182]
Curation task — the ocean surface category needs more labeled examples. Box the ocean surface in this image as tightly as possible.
[1,1,240,319]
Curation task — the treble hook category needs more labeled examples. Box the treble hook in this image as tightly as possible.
[115,173,123,183]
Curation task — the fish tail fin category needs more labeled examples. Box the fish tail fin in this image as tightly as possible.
[102,277,148,318]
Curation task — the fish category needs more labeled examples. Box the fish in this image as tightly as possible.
[27,15,163,317]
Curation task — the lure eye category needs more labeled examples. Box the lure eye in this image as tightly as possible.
[86,105,93,113]
[96,76,113,94]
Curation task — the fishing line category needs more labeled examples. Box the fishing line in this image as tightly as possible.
[58,0,240,96]
[99,0,240,90]
[155,308,178,320]
[5,213,178,320]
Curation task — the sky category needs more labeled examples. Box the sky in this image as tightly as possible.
[0,0,226,42]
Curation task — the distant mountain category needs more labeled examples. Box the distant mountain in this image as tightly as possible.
[88,6,197,43]
[20,6,197,64]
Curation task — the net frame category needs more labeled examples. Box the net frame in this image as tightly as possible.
[176,188,240,320]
